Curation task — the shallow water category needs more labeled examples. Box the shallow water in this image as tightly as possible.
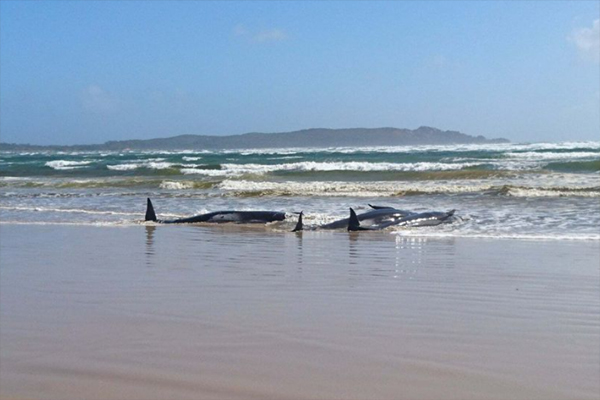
[1,224,598,400]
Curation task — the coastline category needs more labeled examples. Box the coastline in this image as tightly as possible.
[1,224,598,400]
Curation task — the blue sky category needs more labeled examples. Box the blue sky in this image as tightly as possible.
[1,1,598,145]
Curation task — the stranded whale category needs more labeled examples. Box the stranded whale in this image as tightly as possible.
[144,199,455,231]
[292,204,414,231]
[347,207,456,231]
[144,198,287,224]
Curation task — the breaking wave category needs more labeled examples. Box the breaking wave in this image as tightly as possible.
[503,151,599,160]
[3,141,599,236]
[217,180,600,198]
[45,160,95,170]
[107,163,140,171]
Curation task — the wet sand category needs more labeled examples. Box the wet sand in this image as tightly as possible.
[1,224,598,400]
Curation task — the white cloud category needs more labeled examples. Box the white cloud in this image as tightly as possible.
[570,19,599,63]
[232,25,287,43]
[81,85,120,114]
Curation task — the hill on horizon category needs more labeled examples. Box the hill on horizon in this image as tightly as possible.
[0,126,509,151]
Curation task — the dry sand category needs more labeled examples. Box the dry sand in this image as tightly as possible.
[0,224,598,399]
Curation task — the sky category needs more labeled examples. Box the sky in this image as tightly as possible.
[0,1,598,145]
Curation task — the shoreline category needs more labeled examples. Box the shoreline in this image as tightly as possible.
[2,220,599,242]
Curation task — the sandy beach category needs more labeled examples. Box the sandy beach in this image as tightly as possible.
[1,223,598,400]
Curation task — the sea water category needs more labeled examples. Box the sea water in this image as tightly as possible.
[1,141,599,240]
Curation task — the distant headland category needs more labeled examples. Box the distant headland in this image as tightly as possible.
[0,126,509,151]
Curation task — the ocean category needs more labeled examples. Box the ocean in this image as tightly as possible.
[2,141,599,399]
[1,141,599,239]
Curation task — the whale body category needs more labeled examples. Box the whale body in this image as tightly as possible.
[347,207,456,231]
[292,204,414,231]
[144,198,287,224]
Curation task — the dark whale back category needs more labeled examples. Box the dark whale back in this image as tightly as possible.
[319,208,413,229]
[144,198,286,224]
[168,211,286,224]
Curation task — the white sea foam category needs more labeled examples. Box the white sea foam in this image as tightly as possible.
[180,168,232,176]
[266,156,304,160]
[219,161,484,174]
[211,157,596,174]
[159,181,195,190]
[0,205,182,219]
[107,161,174,170]
[182,156,202,161]
[0,176,32,181]
[217,179,600,197]
[107,163,141,171]
[136,150,212,155]
[146,162,174,169]
[209,141,600,155]
[238,149,300,156]
[217,180,493,196]
[45,141,590,157]
[510,141,600,151]
[505,186,600,198]
[393,230,600,241]
[45,160,94,170]
[505,151,600,160]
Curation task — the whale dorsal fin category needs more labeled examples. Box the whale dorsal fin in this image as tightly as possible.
[348,208,361,231]
[145,198,157,222]
[442,209,456,220]
[292,211,304,232]
[368,204,395,210]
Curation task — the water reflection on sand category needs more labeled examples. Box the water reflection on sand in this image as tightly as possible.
[144,224,458,282]
[1,224,599,400]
